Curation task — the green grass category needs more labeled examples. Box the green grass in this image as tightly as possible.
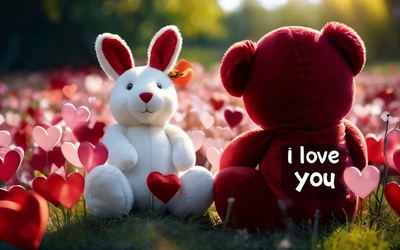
[1,199,399,250]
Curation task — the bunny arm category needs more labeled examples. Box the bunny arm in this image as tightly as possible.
[165,124,195,172]
[220,129,275,171]
[104,124,138,170]
[343,119,367,170]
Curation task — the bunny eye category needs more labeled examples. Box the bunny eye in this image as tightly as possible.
[127,83,133,90]
[157,83,162,89]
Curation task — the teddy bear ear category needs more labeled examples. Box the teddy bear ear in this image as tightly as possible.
[148,25,182,74]
[95,33,135,81]
[220,40,257,97]
[321,22,366,76]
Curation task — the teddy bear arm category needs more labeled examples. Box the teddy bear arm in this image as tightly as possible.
[343,119,367,170]
[104,124,138,170]
[165,124,195,172]
[220,129,274,171]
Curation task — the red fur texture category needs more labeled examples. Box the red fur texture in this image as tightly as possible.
[214,22,367,231]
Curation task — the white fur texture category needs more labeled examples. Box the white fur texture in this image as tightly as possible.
[148,25,182,74]
[95,33,134,81]
[85,26,214,218]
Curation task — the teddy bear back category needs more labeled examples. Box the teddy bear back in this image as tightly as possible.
[220,22,366,130]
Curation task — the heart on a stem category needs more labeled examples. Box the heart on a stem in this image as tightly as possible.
[47,172,84,209]
[61,103,90,130]
[0,185,27,205]
[146,172,180,204]
[224,108,243,129]
[32,176,60,207]
[0,150,22,183]
[77,142,108,173]
[343,165,380,199]
[61,142,83,168]
[385,128,400,170]
[365,133,385,165]
[0,190,49,250]
[73,121,106,145]
[62,84,78,99]
[188,130,205,152]
[0,130,11,148]
[384,182,400,216]
[32,126,62,152]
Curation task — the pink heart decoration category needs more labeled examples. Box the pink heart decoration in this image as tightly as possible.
[0,130,11,148]
[188,130,205,152]
[214,126,233,140]
[0,150,22,183]
[200,112,215,129]
[78,142,108,173]
[61,142,83,168]
[343,165,380,199]
[385,128,400,170]
[206,147,222,175]
[393,149,400,172]
[32,126,62,152]
[61,103,90,130]
[224,108,243,129]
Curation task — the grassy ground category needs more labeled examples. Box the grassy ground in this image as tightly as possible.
[1,200,399,250]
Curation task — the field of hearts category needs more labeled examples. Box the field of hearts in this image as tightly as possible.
[0,62,400,249]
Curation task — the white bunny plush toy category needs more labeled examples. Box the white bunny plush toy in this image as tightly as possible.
[84,25,214,218]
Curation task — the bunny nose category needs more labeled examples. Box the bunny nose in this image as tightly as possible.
[139,92,153,103]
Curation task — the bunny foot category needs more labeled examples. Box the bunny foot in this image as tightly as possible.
[167,166,214,217]
[84,164,134,218]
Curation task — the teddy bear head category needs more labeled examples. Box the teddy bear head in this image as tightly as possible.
[95,26,182,127]
[220,22,366,130]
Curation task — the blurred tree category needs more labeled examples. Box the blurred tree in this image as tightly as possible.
[0,0,226,71]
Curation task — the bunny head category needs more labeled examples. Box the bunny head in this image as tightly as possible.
[95,26,182,127]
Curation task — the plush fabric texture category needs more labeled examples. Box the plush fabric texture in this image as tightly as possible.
[148,25,182,74]
[215,22,367,231]
[84,26,214,218]
[95,33,134,81]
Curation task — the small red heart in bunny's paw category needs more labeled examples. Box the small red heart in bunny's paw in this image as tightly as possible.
[146,172,180,204]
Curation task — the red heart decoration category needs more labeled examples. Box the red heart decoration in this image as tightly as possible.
[146,172,180,204]
[47,172,84,209]
[73,121,106,145]
[365,133,385,165]
[0,191,48,250]
[32,176,60,207]
[210,95,225,111]
[224,108,243,129]
[30,146,66,174]
[0,185,27,205]
[0,150,21,183]
[384,181,400,216]
[385,128,400,170]
[77,142,108,173]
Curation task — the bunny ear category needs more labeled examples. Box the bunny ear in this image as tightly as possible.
[321,22,366,76]
[95,33,134,81]
[220,40,257,97]
[148,25,182,74]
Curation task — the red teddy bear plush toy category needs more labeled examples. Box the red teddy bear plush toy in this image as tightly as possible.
[215,22,367,230]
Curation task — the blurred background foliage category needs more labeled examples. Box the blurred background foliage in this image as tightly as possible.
[0,0,399,71]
